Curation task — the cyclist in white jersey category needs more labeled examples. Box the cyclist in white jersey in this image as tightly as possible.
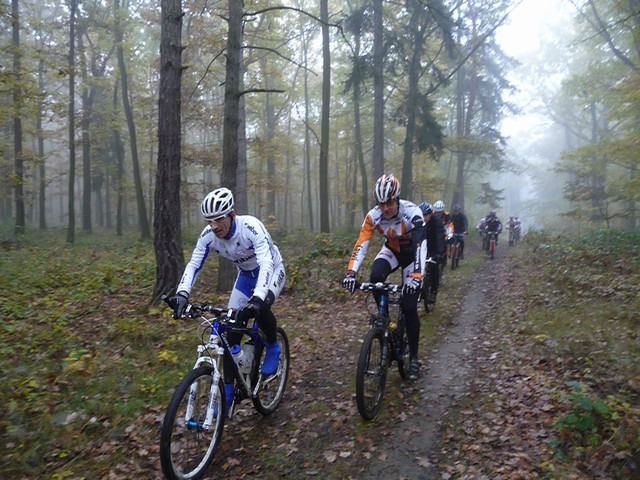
[169,187,286,416]
[342,174,427,380]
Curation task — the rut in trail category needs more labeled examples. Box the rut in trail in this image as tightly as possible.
[366,250,504,479]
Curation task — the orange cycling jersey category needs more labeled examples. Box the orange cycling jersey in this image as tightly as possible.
[348,199,425,274]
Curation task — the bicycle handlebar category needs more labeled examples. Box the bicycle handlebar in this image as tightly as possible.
[355,281,402,293]
[162,295,244,324]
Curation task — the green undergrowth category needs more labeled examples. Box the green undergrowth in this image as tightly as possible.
[499,229,640,478]
[0,225,386,478]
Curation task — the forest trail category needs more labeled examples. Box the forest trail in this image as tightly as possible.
[365,244,506,479]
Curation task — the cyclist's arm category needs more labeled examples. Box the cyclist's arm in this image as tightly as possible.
[434,217,445,255]
[176,226,214,296]
[244,217,277,301]
[409,211,427,277]
[347,212,375,273]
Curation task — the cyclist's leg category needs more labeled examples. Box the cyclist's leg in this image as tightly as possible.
[257,264,286,375]
[370,247,398,311]
[459,235,465,258]
[401,263,421,379]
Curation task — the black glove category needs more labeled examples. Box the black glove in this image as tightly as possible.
[236,296,263,326]
[170,291,189,319]
[403,274,422,296]
[342,270,357,293]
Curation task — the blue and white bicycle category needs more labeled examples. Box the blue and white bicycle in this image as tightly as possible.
[159,297,290,480]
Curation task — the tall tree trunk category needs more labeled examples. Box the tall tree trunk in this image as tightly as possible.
[261,56,276,221]
[319,0,330,233]
[301,21,314,230]
[37,54,46,230]
[351,22,368,217]
[67,0,77,243]
[112,80,125,236]
[218,0,243,292]
[12,0,25,236]
[372,0,384,179]
[79,33,92,233]
[236,59,248,214]
[401,0,423,201]
[115,0,151,240]
[153,0,184,302]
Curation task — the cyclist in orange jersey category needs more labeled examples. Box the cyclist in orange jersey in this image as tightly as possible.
[342,174,427,381]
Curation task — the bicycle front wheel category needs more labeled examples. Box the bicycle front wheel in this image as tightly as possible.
[422,280,434,314]
[160,366,225,480]
[356,327,387,420]
[252,327,290,415]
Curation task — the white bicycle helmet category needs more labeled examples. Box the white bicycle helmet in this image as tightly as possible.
[433,200,445,212]
[201,187,234,219]
[373,174,400,203]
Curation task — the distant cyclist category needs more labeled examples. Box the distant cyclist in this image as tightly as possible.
[484,211,503,244]
[432,200,451,268]
[342,174,427,380]
[449,204,469,259]
[476,215,488,250]
[418,202,445,302]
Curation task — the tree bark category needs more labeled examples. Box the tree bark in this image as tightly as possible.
[319,0,330,233]
[115,0,151,240]
[153,0,185,302]
[372,0,384,179]
[67,0,77,244]
[218,0,243,292]
[12,0,25,236]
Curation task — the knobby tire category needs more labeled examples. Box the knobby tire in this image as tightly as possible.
[160,366,225,480]
[356,326,387,420]
[251,327,290,415]
[422,280,434,314]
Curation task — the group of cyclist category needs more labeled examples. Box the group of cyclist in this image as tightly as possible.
[341,173,480,381]
[506,216,522,245]
[167,173,507,413]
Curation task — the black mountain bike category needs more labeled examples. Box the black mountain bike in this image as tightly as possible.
[420,257,439,314]
[354,282,409,420]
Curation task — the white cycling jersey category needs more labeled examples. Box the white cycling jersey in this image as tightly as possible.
[177,215,283,301]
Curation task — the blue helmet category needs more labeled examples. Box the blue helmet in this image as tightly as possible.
[418,202,432,215]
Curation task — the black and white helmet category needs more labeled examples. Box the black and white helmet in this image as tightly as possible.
[373,174,400,204]
[201,187,234,219]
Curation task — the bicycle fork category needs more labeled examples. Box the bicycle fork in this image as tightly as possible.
[185,347,223,431]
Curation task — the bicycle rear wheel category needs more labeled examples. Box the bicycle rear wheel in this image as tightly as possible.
[356,327,387,420]
[252,327,290,415]
[160,366,225,480]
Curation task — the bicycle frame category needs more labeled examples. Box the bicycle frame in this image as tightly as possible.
[487,231,498,259]
[180,306,267,428]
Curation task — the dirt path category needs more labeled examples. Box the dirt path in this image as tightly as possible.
[366,246,505,479]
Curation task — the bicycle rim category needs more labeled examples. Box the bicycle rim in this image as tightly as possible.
[160,366,225,480]
[356,327,387,420]
[252,327,290,415]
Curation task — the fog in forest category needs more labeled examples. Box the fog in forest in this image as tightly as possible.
[494,0,573,233]
[2,0,638,237]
